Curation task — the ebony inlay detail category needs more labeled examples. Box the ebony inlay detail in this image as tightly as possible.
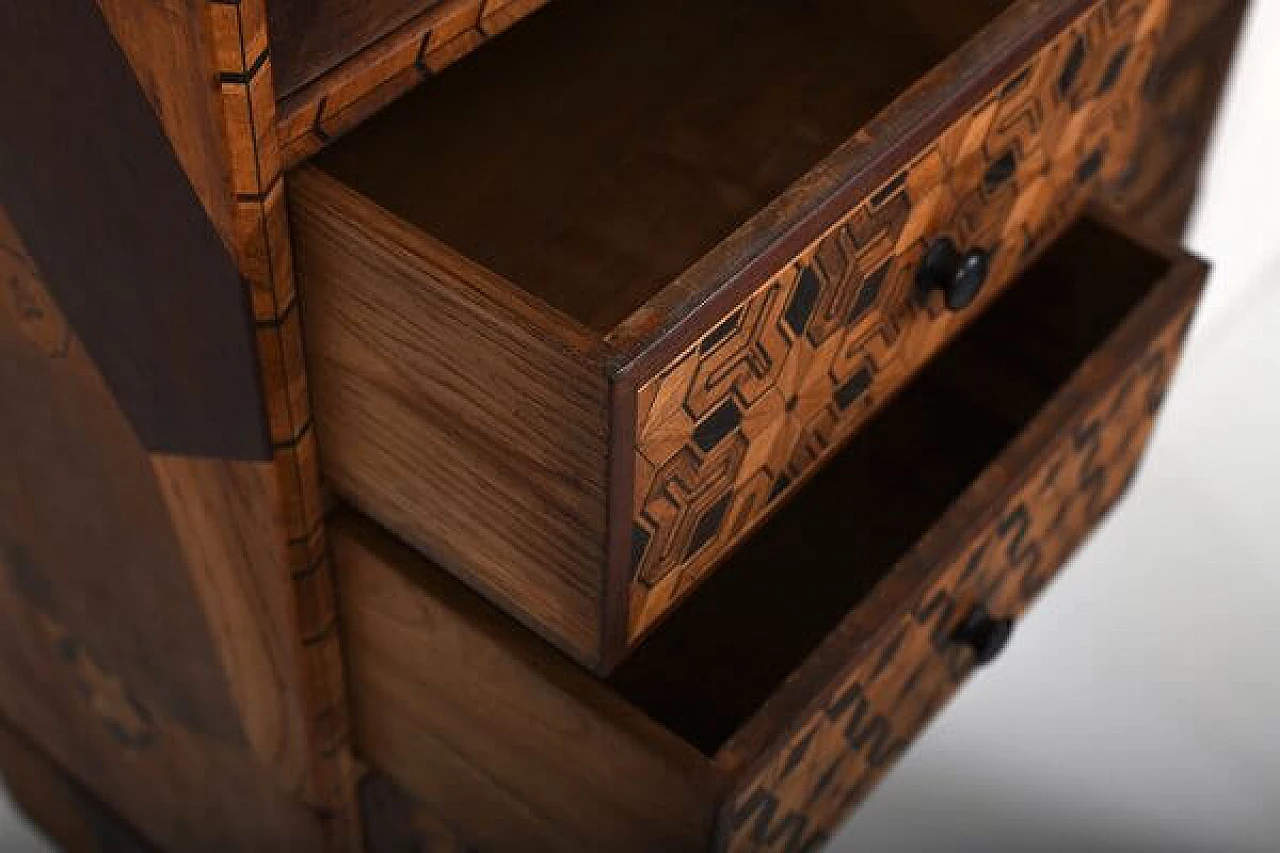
[951,605,1015,667]
[692,399,744,453]
[784,267,822,336]
[1077,147,1108,184]
[850,263,889,325]
[1098,45,1134,94]
[684,493,733,562]
[984,150,1019,189]
[701,310,742,354]
[834,367,874,411]
[1059,35,1088,94]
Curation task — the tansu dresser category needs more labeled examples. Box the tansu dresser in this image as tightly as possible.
[0,1,1249,850]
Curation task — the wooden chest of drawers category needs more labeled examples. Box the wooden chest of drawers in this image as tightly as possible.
[291,0,1169,669]
[0,1,1247,851]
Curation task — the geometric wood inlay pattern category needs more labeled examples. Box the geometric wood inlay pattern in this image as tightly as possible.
[629,0,1171,641]
[721,298,1194,852]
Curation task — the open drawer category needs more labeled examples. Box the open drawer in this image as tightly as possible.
[292,0,1172,670]
[334,214,1207,852]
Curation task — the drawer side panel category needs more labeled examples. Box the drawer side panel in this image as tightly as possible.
[293,172,611,666]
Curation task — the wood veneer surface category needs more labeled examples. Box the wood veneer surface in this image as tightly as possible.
[316,0,1017,332]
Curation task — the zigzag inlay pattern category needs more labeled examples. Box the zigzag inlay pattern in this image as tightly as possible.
[722,303,1191,853]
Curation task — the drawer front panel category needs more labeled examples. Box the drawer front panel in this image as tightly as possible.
[719,301,1192,853]
[628,0,1171,641]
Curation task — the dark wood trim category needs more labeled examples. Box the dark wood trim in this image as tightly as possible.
[603,368,641,668]
[0,2,270,461]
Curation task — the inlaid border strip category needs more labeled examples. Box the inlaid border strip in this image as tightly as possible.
[276,0,552,168]
[204,2,359,848]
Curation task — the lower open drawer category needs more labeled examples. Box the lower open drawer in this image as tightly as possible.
[335,212,1206,852]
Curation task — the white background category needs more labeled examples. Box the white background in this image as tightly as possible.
[2,4,1278,851]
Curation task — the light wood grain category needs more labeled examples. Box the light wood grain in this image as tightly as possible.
[293,169,611,667]
[200,2,363,843]
[626,0,1170,641]
[312,0,1022,334]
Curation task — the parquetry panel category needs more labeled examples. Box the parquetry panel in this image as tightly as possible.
[629,0,1171,641]
[720,301,1192,853]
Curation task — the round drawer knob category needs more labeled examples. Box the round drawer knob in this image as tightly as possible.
[917,238,991,312]
[952,605,1014,667]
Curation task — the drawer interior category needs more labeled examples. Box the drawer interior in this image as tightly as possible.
[313,0,1020,332]
[608,218,1170,755]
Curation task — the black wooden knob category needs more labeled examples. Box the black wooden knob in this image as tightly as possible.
[951,605,1014,667]
[916,238,991,311]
